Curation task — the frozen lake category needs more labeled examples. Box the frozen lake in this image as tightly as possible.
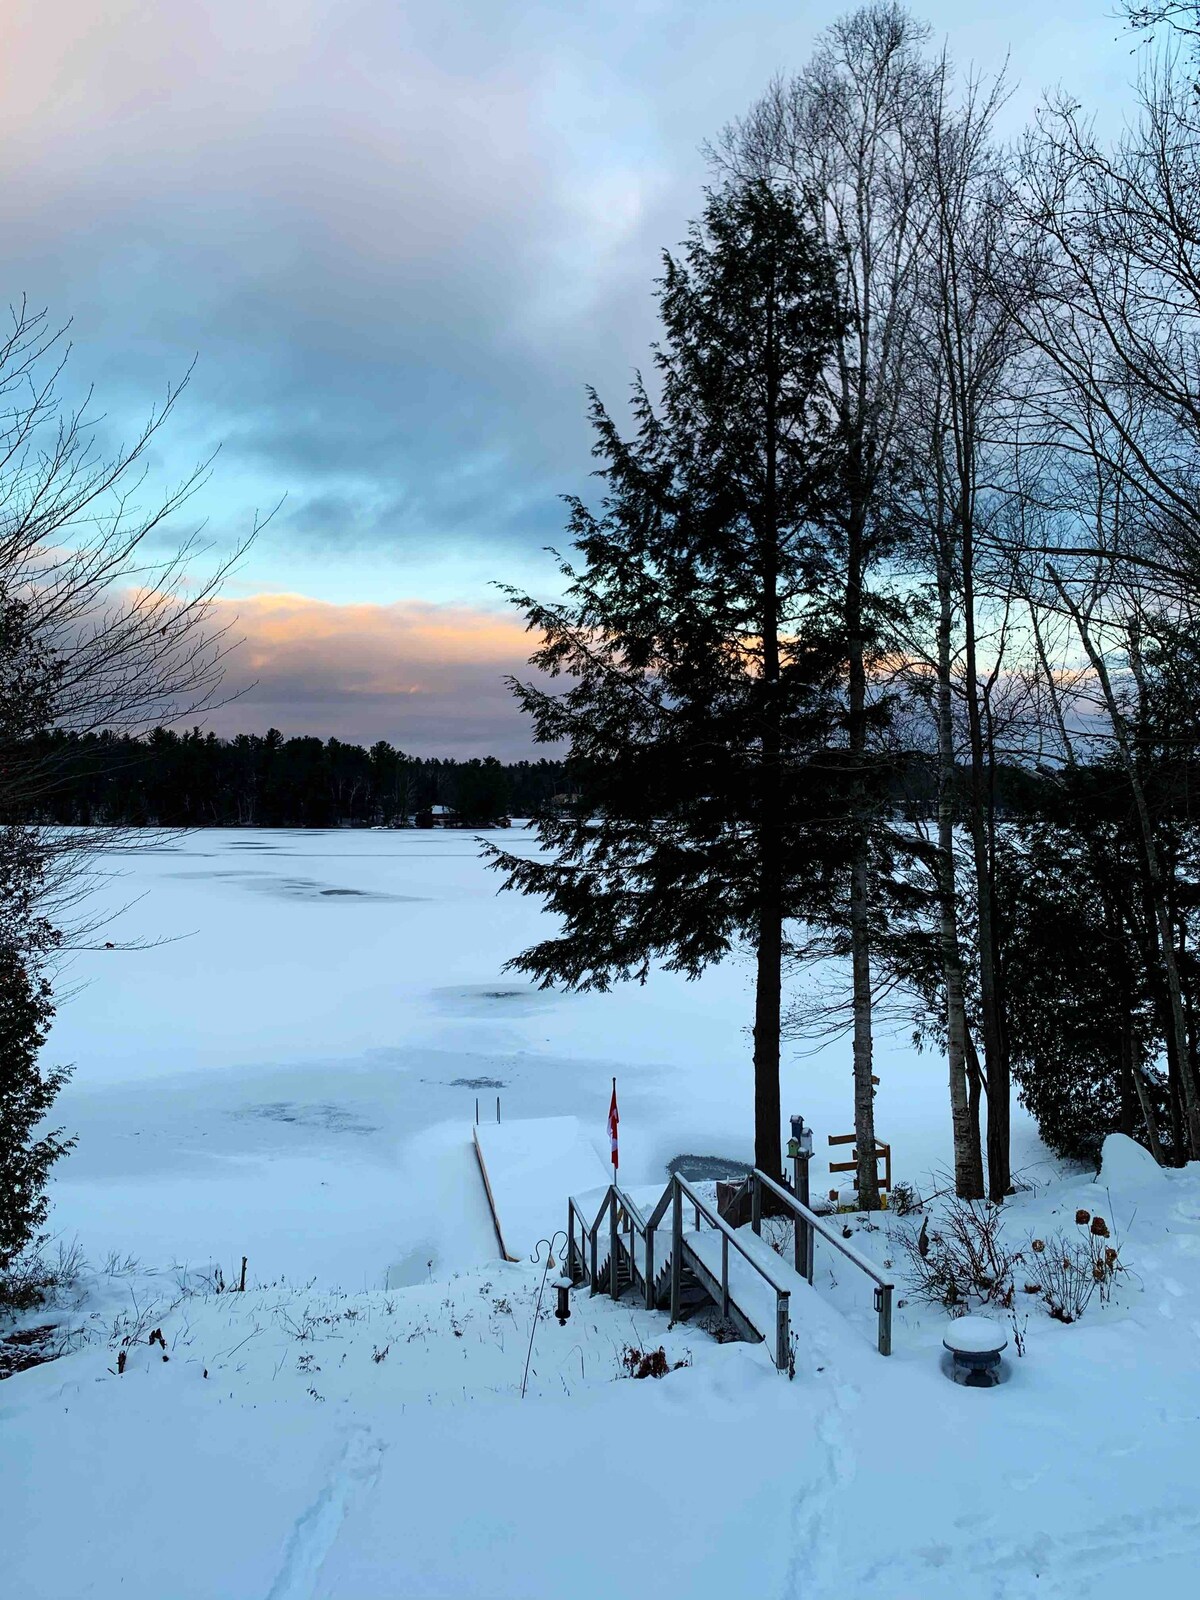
[45,827,1042,1288]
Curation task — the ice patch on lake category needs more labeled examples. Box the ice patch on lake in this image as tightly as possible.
[431,982,562,1016]
[234,1101,380,1135]
[196,872,417,902]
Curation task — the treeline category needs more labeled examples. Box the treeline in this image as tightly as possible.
[10,725,1057,832]
[16,729,567,829]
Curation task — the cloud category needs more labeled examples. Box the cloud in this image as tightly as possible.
[0,0,1138,609]
[0,0,806,594]
[201,591,548,758]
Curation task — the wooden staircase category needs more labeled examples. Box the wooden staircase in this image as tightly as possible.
[566,1168,895,1370]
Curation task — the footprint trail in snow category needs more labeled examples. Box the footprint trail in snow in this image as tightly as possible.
[265,1427,385,1600]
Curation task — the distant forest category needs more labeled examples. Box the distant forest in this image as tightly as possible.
[8,726,1064,834]
[15,729,568,828]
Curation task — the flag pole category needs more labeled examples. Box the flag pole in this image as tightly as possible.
[608,1075,619,1181]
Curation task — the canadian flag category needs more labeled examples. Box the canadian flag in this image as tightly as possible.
[608,1078,619,1172]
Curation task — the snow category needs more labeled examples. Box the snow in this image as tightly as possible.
[942,1314,1009,1354]
[1100,1131,1167,1188]
[3,826,1200,1599]
[473,1116,609,1260]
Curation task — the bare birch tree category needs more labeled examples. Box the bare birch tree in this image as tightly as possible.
[716,3,937,1205]
[901,58,1031,1198]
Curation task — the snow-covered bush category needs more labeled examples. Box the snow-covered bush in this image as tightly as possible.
[895,1198,1018,1311]
[898,1195,1130,1324]
[888,1180,922,1217]
[1021,1212,1125,1323]
[618,1344,690,1379]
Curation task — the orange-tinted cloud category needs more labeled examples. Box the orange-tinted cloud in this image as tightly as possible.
[201,593,546,759]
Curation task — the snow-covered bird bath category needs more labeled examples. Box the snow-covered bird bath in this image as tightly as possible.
[942,1315,1008,1385]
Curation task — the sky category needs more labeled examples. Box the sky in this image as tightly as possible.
[0,0,1142,756]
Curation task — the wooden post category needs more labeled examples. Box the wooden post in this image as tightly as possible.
[589,1206,599,1297]
[670,1179,683,1323]
[776,1292,790,1372]
[721,1231,729,1319]
[791,1149,802,1275]
[828,1132,890,1203]
[609,1186,619,1302]
[644,1222,655,1311]
[751,1172,762,1236]
[876,1283,893,1357]
[238,1256,247,1293]
[792,1147,813,1282]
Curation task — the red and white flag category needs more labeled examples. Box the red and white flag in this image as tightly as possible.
[608,1078,619,1172]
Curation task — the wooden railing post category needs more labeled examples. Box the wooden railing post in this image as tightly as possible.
[750,1172,762,1236]
[776,1292,790,1372]
[670,1178,683,1323]
[791,1148,813,1281]
[609,1187,620,1301]
[721,1231,729,1319]
[644,1220,655,1310]
[589,1203,599,1296]
[876,1283,893,1357]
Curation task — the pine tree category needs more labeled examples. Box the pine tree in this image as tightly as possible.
[998,794,1166,1166]
[0,595,71,1302]
[487,180,849,1173]
[0,916,70,1295]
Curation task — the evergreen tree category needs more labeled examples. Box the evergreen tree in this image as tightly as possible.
[0,596,71,1302]
[487,180,849,1172]
[998,799,1166,1166]
[0,902,70,1297]
[451,758,511,825]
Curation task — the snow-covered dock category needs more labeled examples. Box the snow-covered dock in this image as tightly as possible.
[473,1115,610,1261]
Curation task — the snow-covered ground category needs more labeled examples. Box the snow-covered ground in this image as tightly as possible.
[3,827,1198,1599]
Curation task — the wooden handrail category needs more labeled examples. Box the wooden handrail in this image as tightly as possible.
[674,1174,791,1368]
[613,1188,648,1235]
[673,1174,795,1295]
[752,1168,893,1356]
[646,1184,673,1232]
[752,1169,893,1289]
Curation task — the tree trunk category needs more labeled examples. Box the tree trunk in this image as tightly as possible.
[1130,1060,1166,1166]
[753,294,783,1178]
[962,519,1010,1199]
[847,520,880,1209]
[936,538,984,1198]
[965,1026,986,1142]
[1115,908,1165,1164]
[753,892,783,1176]
[1137,888,1185,1158]
[1116,911,1137,1139]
